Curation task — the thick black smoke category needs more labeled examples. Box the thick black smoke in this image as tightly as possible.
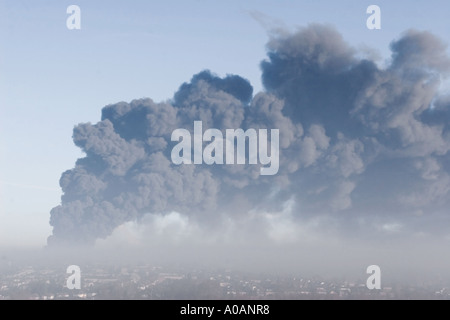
[49,25,450,245]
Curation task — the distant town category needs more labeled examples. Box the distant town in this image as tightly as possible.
[1,260,450,300]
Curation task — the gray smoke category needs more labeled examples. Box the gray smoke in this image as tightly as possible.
[49,25,450,246]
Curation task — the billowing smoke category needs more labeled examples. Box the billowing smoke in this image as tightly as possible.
[49,25,450,246]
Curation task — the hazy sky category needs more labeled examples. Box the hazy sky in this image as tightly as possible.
[1,0,450,251]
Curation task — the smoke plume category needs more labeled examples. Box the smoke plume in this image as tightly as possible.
[49,25,450,246]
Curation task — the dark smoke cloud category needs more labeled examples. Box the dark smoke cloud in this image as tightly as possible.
[49,25,450,246]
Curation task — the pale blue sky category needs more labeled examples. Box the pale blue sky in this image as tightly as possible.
[1,0,449,247]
